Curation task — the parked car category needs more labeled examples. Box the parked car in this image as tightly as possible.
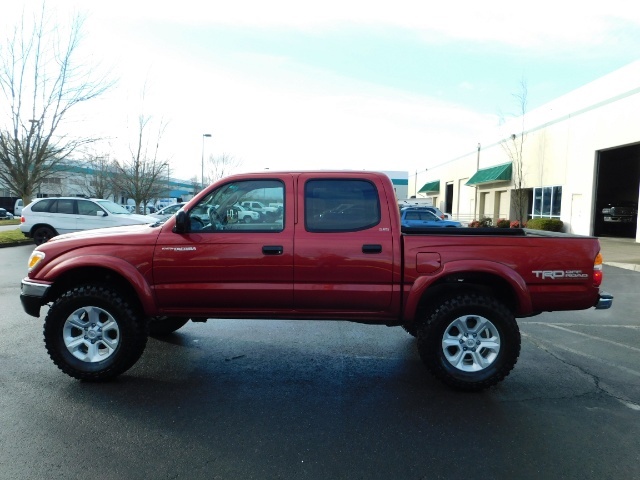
[601,202,638,223]
[20,170,611,391]
[398,201,446,219]
[20,197,157,245]
[14,198,23,216]
[150,202,186,221]
[122,204,155,214]
[240,200,279,221]
[229,204,260,223]
[400,207,462,228]
[0,207,14,220]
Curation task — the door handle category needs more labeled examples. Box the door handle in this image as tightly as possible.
[262,245,284,255]
[362,244,382,254]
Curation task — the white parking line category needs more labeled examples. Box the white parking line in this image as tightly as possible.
[521,333,640,411]
[523,322,640,329]
[527,323,640,353]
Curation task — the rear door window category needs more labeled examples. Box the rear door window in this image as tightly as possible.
[304,179,380,232]
[31,199,55,212]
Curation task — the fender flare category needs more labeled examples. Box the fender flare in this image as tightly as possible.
[403,259,533,323]
[37,253,157,315]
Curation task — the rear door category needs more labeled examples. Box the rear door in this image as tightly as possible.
[47,198,78,234]
[293,174,397,316]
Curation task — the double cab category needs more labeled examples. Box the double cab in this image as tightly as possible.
[20,171,612,390]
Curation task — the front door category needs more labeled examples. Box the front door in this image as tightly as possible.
[153,176,294,315]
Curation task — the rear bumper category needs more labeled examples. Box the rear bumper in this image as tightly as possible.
[595,292,613,310]
[20,278,51,317]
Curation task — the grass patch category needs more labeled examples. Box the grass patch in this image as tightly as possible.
[0,219,20,226]
[0,228,32,245]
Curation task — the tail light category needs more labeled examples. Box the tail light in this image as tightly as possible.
[21,216,25,223]
[593,252,603,287]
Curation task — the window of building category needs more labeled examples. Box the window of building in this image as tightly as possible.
[531,186,562,218]
[305,179,380,232]
[41,177,62,185]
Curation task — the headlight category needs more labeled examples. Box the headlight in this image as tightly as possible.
[27,251,46,272]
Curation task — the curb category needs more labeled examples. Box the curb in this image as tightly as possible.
[0,240,34,248]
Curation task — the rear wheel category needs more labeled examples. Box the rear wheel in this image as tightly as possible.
[417,294,520,391]
[149,316,189,336]
[33,226,56,245]
[43,285,148,380]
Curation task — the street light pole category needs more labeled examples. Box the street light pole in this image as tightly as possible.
[475,142,481,220]
[201,133,212,189]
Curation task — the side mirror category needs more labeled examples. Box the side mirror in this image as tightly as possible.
[96,211,107,217]
[174,210,187,233]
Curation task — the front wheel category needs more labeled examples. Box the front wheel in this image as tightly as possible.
[417,294,521,391]
[43,285,148,381]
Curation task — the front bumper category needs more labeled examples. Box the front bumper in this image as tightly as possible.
[20,278,51,317]
[595,292,613,310]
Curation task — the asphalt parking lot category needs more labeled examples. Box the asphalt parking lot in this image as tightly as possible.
[1,242,639,480]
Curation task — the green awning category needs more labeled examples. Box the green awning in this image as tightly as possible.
[418,180,440,193]
[466,163,512,186]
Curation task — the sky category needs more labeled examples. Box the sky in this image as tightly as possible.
[5,0,640,184]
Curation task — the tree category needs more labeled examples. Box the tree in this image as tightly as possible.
[206,153,242,184]
[0,3,112,206]
[189,176,201,195]
[71,152,116,199]
[111,114,169,213]
[501,79,528,225]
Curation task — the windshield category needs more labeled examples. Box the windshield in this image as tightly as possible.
[95,200,132,214]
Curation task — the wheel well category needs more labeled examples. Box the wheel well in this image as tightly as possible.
[29,223,58,236]
[45,267,143,314]
[415,272,518,321]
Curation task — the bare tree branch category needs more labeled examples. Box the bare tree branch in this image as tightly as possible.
[0,3,113,205]
[111,112,170,213]
[207,153,243,184]
[69,151,117,199]
[501,78,528,225]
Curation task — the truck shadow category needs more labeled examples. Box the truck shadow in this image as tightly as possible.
[49,322,607,478]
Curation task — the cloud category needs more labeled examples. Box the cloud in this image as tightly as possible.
[71,0,640,51]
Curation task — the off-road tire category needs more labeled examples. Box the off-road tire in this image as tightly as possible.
[44,285,148,381]
[149,316,189,337]
[417,294,520,391]
[401,324,418,337]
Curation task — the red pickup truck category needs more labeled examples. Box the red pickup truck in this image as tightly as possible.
[20,171,612,390]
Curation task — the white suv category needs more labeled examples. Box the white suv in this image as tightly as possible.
[20,197,157,245]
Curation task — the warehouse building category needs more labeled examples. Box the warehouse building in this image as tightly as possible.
[414,61,640,242]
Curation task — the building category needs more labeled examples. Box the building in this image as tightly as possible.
[382,170,409,200]
[415,61,640,242]
[0,163,195,210]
